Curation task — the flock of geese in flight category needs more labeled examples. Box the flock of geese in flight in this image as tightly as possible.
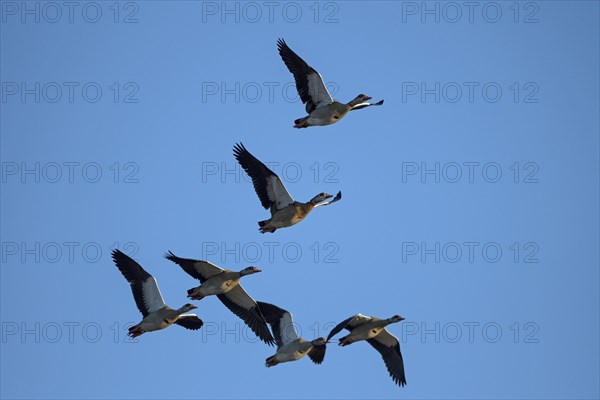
[111,39,405,388]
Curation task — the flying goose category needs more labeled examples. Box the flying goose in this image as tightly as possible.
[111,249,203,338]
[233,142,341,233]
[257,301,327,367]
[165,251,274,345]
[326,314,406,387]
[277,38,383,128]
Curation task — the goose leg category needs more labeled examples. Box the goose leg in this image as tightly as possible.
[339,336,353,346]
[127,325,144,338]
[293,116,309,128]
[187,288,205,300]
[265,356,279,367]
[258,221,277,234]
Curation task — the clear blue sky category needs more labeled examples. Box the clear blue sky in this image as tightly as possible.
[1,1,599,399]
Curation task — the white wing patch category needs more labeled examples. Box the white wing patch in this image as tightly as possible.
[349,314,373,328]
[224,285,255,309]
[279,311,300,346]
[142,276,166,314]
[307,72,334,107]
[267,175,294,210]
[374,329,399,347]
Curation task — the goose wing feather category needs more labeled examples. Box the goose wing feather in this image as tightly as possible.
[217,286,275,345]
[257,301,299,348]
[367,329,407,387]
[112,249,166,317]
[277,38,334,113]
[164,251,224,283]
[233,143,294,212]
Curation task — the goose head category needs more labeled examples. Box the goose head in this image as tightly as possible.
[240,266,262,276]
[349,93,372,106]
[179,303,198,313]
[390,315,405,323]
[311,337,327,346]
[309,192,333,205]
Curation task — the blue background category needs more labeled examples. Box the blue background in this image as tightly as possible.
[1,1,598,399]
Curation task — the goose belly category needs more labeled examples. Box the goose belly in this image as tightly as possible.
[271,206,305,228]
[139,314,175,332]
[307,116,341,126]
[309,107,347,126]
[275,343,307,363]
[200,279,237,296]
[348,325,384,341]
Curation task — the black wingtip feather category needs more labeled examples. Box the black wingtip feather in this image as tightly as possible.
[111,249,128,265]
[367,339,407,387]
[232,142,247,159]
[276,38,287,50]
[276,38,319,112]
[175,316,204,331]
[217,295,275,346]
[333,191,342,202]
[163,251,209,283]
[308,344,327,365]
[326,315,356,342]
[111,249,152,318]
[256,301,288,324]
[164,250,177,262]
[232,143,279,211]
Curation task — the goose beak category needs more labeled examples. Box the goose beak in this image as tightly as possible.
[255,268,262,273]
[190,304,198,310]
[364,95,372,101]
